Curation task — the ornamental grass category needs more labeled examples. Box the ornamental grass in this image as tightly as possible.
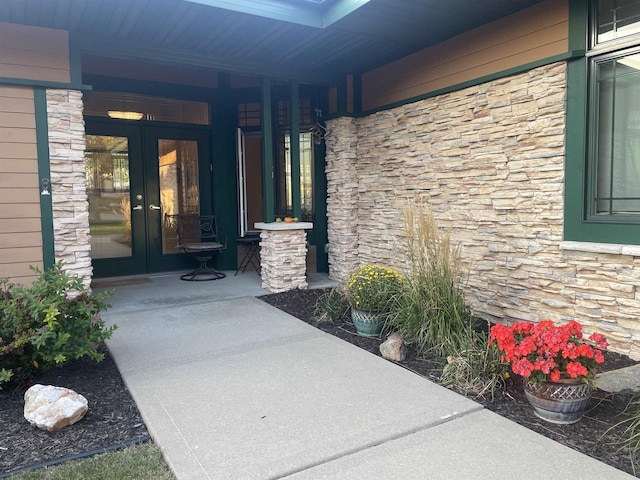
[387,202,472,358]
[387,201,505,398]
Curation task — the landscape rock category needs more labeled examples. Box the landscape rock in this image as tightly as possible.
[24,384,88,432]
[380,332,407,362]
[595,364,640,394]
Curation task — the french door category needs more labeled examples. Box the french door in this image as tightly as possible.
[85,121,211,277]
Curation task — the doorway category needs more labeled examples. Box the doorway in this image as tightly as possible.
[85,121,211,277]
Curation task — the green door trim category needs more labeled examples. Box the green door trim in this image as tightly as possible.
[34,88,55,269]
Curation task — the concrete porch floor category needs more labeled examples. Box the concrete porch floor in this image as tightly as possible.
[96,270,634,480]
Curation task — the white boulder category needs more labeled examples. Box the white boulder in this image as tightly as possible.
[24,384,88,432]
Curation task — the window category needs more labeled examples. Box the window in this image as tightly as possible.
[588,1,640,220]
[596,0,640,43]
[238,103,261,127]
[84,92,210,125]
[591,53,640,216]
[565,1,640,244]
[280,132,314,220]
[275,98,314,221]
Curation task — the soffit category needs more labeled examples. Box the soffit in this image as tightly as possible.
[0,0,544,84]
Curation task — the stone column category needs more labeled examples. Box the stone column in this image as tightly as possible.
[46,89,91,288]
[255,222,313,293]
[325,116,359,283]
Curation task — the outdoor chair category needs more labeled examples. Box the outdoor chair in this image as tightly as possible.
[173,214,227,281]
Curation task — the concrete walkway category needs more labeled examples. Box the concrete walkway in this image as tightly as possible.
[99,272,634,480]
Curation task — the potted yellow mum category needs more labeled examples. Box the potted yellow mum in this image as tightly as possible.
[343,265,404,337]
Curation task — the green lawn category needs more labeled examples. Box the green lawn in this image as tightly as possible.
[10,443,175,480]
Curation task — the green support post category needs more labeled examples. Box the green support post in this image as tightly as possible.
[261,77,275,222]
[290,80,301,219]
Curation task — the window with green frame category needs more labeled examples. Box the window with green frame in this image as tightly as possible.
[565,0,640,244]
[590,1,640,218]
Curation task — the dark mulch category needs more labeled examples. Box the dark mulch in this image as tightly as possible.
[260,287,640,478]
[0,349,149,477]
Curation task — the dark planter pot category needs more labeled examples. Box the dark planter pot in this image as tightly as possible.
[351,308,385,337]
[523,379,593,425]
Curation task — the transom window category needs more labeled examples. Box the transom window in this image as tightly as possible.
[84,92,210,125]
[597,0,640,43]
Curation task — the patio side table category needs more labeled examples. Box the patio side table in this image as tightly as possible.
[235,235,261,275]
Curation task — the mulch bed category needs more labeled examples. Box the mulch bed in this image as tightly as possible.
[259,287,640,478]
[2,286,639,477]
[0,349,149,477]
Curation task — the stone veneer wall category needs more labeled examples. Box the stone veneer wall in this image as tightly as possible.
[46,89,92,288]
[259,230,308,292]
[326,62,640,359]
[325,116,359,281]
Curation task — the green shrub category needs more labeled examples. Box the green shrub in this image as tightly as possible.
[0,264,116,388]
[314,286,349,323]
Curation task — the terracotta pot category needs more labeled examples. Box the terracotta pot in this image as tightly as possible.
[523,379,592,424]
[350,308,385,337]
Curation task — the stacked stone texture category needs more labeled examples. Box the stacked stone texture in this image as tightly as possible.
[47,90,92,288]
[325,117,359,281]
[259,230,308,292]
[325,62,640,359]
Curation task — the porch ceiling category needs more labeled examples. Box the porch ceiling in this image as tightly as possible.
[1,0,543,84]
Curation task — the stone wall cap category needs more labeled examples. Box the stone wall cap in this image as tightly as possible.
[560,241,627,255]
[255,221,313,231]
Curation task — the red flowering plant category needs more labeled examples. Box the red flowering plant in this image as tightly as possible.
[489,320,608,384]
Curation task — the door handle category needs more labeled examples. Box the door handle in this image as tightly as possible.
[132,205,143,211]
[149,204,161,210]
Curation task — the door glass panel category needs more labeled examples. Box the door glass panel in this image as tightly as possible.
[159,139,200,254]
[237,130,264,236]
[85,135,132,259]
[276,132,314,221]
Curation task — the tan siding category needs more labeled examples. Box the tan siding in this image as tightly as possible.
[0,97,36,114]
[0,86,35,100]
[0,232,42,249]
[0,85,43,284]
[362,0,569,111]
[0,263,39,284]
[0,203,41,218]
[0,188,39,203]
[0,129,39,144]
[0,112,36,129]
[0,172,38,188]
[0,158,37,173]
[0,218,41,232]
[0,144,38,160]
[0,22,70,83]
[0,246,42,264]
